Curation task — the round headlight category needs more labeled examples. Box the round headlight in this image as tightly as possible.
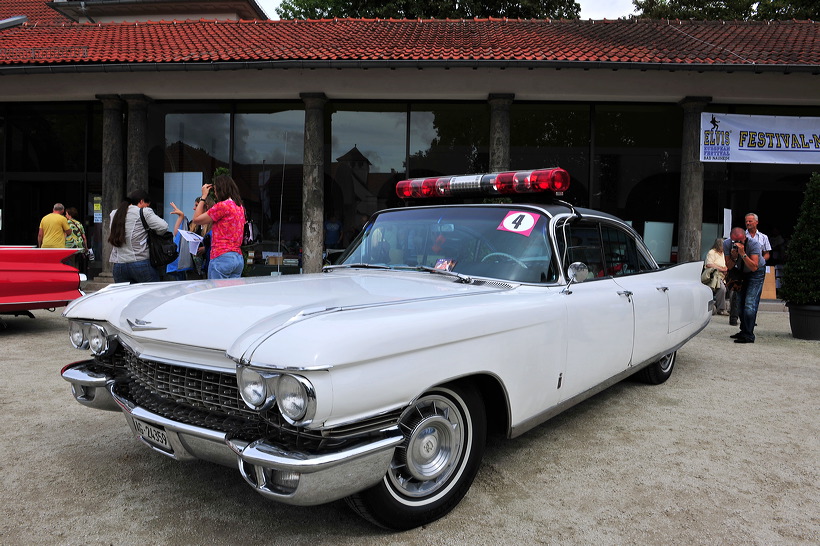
[68,321,88,349]
[276,374,314,423]
[87,324,110,355]
[238,367,268,409]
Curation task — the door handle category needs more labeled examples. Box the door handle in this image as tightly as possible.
[657,286,669,292]
[617,290,633,302]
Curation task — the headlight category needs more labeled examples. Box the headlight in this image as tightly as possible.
[68,321,117,356]
[238,367,274,409]
[68,321,88,349]
[87,324,110,355]
[276,374,316,424]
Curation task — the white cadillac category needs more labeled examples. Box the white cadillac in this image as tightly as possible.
[61,168,712,530]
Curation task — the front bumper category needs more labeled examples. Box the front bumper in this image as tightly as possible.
[61,360,403,505]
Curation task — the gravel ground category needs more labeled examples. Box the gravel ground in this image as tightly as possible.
[1,307,818,545]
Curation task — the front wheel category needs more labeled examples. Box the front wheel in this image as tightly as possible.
[346,383,487,530]
[636,351,676,385]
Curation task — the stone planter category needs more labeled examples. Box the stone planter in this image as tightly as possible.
[787,303,820,341]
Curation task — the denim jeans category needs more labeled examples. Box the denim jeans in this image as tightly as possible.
[208,251,243,279]
[113,259,160,284]
[738,269,765,341]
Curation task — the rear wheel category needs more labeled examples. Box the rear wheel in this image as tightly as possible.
[636,351,676,384]
[346,383,486,530]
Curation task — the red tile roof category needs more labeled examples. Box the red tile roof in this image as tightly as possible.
[1,0,72,25]
[0,7,817,71]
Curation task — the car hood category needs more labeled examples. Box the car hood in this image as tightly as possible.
[65,271,510,358]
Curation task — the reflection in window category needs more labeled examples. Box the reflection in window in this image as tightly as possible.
[594,104,682,220]
[409,104,489,178]
[7,104,89,172]
[164,113,230,174]
[330,105,408,239]
[234,111,304,242]
[511,104,590,207]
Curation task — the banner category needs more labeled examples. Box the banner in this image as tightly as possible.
[700,113,820,164]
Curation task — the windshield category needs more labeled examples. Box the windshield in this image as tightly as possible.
[337,207,558,284]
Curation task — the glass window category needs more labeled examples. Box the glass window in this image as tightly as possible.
[233,110,305,242]
[601,224,651,276]
[561,223,606,279]
[330,104,408,243]
[6,104,89,172]
[409,103,490,178]
[339,206,556,283]
[511,104,590,207]
[593,104,682,223]
[164,113,230,174]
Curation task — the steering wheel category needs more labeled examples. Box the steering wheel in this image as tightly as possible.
[481,252,528,268]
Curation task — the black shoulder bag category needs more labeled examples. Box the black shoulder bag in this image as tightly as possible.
[139,208,178,267]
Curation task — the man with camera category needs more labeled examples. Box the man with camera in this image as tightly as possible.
[723,227,766,343]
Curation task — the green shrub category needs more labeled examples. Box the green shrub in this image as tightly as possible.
[779,172,820,305]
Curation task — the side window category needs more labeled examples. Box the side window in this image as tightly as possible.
[601,225,643,276]
[564,223,606,279]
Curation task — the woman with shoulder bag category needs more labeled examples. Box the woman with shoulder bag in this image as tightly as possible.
[704,237,729,315]
[108,189,169,284]
[193,174,245,279]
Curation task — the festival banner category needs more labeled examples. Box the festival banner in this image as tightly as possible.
[700,113,820,164]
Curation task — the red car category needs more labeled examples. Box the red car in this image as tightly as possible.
[0,246,85,326]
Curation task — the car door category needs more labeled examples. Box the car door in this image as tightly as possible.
[599,223,672,367]
[558,222,634,402]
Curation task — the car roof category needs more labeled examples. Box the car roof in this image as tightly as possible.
[378,202,626,224]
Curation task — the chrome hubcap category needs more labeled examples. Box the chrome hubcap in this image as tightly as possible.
[388,393,465,498]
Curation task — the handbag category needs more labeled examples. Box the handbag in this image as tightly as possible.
[139,208,179,267]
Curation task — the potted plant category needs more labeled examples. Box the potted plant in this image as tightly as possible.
[779,171,820,340]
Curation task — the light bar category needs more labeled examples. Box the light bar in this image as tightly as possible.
[396,168,570,198]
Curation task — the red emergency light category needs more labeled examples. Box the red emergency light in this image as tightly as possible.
[396,168,570,199]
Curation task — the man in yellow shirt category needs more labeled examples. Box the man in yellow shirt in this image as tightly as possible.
[38,203,71,248]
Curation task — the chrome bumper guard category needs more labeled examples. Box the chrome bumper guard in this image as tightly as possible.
[63,360,404,504]
[228,430,403,506]
[61,360,120,412]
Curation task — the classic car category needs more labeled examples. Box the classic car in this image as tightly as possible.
[61,168,713,530]
[0,245,85,328]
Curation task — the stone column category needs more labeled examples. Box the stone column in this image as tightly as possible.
[122,94,150,195]
[489,94,514,172]
[96,94,125,279]
[301,93,327,274]
[678,96,711,263]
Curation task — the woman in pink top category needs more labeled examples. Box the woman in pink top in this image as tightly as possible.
[193,174,245,279]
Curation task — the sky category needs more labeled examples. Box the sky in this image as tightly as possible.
[255,0,637,20]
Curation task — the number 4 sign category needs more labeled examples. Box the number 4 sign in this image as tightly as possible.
[497,211,539,236]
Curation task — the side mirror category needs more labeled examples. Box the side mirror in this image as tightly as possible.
[567,262,589,283]
[562,262,589,294]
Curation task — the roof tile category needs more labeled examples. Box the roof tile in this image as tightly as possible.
[0,2,817,68]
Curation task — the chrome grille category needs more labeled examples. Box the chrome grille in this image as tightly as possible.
[123,349,255,418]
[106,347,402,450]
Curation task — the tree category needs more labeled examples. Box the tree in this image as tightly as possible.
[755,0,820,21]
[276,0,581,20]
[632,0,819,20]
[632,0,754,20]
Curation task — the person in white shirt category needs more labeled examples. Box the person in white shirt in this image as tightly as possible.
[729,212,772,326]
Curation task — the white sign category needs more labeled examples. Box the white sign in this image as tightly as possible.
[700,113,820,164]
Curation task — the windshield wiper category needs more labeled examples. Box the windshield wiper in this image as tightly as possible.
[324,263,393,271]
[402,265,473,284]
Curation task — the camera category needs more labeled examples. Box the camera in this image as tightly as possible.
[732,243,738,250]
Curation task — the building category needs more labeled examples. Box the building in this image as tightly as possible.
[1,0,817,276]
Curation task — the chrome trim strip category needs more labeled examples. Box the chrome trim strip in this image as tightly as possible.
[230,428,403,473]
[510,317,710,438]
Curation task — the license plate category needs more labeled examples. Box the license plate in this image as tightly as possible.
[133,419,172,451]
